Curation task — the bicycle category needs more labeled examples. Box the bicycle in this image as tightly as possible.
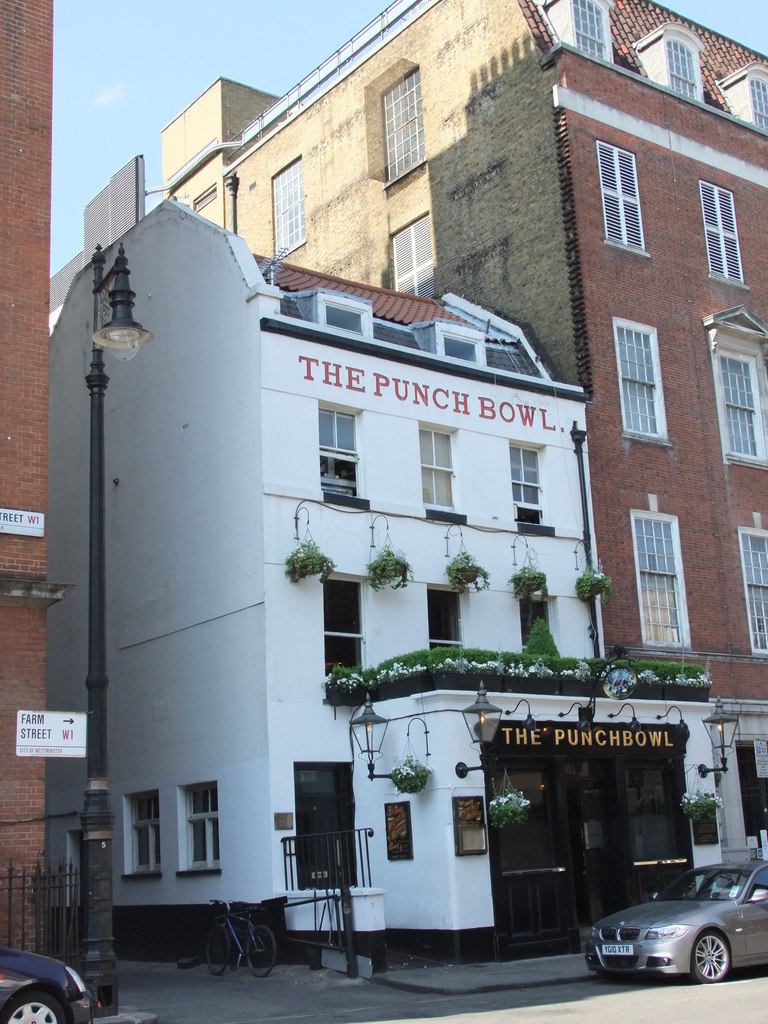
[206,899,277,977]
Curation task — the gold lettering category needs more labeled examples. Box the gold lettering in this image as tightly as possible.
[623,730,634,746]
[647,730,664,747]
[665,732,673,747]
[530,728,542,746]
[580,729,593,746]
[634,731,647,747]
[515,728,529,745]
[594,729,607,747]
[555,728,565,745]
[609,730,621,746]
[567,729,580,746]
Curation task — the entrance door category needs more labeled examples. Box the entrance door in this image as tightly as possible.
[565,761,616,925]
[293,762,355,889]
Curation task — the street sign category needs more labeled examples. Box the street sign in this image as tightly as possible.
[755,739,768,778]
[16,710,87,758]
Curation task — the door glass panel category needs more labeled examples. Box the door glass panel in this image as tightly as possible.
[625,766,676,860]
[494,768,553,870]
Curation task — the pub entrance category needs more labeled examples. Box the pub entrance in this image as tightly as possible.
[488,722,691,958]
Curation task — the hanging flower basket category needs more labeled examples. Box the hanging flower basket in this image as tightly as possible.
[681,791,722,822]
[509,565,548,600]
[390,755,432,794]
[284,539,336,583]
[366,546,414,591]
[446,551,490,593]
[575,565,613,604]
[487,787,530,828]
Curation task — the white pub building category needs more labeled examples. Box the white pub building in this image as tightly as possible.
[47,202,718,969]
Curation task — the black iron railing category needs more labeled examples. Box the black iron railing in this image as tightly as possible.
[281,828,374,891]
[0,864,80,961]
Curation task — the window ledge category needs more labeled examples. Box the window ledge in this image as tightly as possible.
[424,508,467,525]
[121,871,162,881]
[176,868,222,877]
[603,239,650,258]
[323,492,370,510]
[621,431,672,447]
[708,273,748,290]
[516,523,555,537]
[383,158,428,192]
[725,454,768,471]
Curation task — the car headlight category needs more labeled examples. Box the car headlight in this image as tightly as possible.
[645,924,690,940]
[65,965,88,995]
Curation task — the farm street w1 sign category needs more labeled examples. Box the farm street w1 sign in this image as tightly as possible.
[16,710,87,758]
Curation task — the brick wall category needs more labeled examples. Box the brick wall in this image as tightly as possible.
[0,0,53,866]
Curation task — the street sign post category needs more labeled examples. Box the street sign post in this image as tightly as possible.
[16,710,87,758]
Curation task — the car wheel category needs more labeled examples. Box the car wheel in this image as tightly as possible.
[0,989,66,1024]
[690,930,730,983]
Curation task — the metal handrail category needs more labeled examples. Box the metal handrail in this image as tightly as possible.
[281,827,375,891]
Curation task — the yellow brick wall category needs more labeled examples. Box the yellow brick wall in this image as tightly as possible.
[164,0,576,379]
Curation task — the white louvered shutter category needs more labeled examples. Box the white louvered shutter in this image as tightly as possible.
[700,181,743,281]
[597,142,644,249]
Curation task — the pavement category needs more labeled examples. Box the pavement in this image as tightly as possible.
[100,950,591,1024]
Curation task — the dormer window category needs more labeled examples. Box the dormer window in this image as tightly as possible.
[294,290,373,336]
[545,0,614,63]
[412,321,487,366]
[719,64,768,130]
[635,24,704,102]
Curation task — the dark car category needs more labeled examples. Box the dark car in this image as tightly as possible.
[0,946,92,1023]
[585,862,768,983]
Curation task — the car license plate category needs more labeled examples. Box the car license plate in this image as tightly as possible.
[602,943,633,956]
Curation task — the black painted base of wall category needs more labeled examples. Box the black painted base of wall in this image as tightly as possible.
[113,907,569,970]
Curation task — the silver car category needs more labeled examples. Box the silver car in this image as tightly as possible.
[585,862,768,983]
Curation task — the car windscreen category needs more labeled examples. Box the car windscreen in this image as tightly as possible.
[660,868,752,901]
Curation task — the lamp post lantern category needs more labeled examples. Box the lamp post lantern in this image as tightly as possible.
[81,245,151,1014]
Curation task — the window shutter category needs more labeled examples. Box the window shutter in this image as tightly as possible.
[393,215,434,296]
[597,142,644,249]
[700,181,742,281]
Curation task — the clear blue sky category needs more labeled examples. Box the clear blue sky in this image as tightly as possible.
[51,0,768,274]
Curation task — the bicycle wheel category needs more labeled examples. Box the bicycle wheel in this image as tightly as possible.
[206,922,231,975]
[246,923,277,977]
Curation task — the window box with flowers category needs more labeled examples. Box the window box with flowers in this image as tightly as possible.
[367,546,414,591]
[487,787,530,828]
[681,790,722,822]
[575,564,613,604]
[446,550,490,593]
[509,565,548,601]
[285,539,336,583]
[391,756,432,794]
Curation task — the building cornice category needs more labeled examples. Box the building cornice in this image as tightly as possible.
[0,577,72,609]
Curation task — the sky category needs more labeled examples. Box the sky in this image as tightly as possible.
[51,0,768,274]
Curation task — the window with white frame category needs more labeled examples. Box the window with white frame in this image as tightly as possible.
[750,76,768,129]
[510,446,542,525]
[427,589,460,648]
[393,215,434,296]
[433,322,485,364]
[420,428,453,507]
[273,159,305,253]
[631,513,688,647]
[716,349,766,460]
[130,791,160,873]
[384,69,425,181]
[319,408,358,496]
[740,531,768,652]
[186,784,219,869]
[614,320,667,438]
[666,38,698,97]
[699,181,743,282]
[596,142,645,250]
[573,0,608,59]
[324,581,362,671]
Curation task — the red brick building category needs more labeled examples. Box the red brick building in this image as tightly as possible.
[0,0,65,868]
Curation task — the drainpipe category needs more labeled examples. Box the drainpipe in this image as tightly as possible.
[571,422,600,658]
[226,173,239,235]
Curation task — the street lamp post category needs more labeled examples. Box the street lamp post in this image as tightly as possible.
[81,245,152,1015]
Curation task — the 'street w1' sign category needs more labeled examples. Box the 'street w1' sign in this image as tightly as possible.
[16,710,87,758]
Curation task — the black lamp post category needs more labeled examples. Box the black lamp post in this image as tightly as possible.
[81,244,152,1014]
[697,698,739,779]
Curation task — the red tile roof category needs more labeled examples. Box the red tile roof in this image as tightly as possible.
[255,256,468,325]
[516,0,766,110]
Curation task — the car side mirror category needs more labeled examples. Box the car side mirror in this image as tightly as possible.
[750,888,768,903]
